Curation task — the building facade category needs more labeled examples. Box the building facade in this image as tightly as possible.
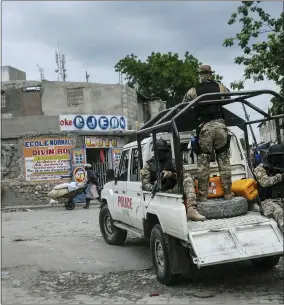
[1,79,166,206]
[258,118,284,144]
[1,65,26,82]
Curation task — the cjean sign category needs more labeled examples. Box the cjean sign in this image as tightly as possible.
[59,115,127,132]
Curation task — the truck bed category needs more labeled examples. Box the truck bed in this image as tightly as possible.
[187,212,283,267]
[187,212,270,232]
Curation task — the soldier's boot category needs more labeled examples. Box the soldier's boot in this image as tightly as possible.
[187,202,206,221]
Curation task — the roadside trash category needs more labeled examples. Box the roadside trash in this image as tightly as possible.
[26,209,33,212]
[1,271,10,279]
[150,293,159,297]
[13,238,24,242]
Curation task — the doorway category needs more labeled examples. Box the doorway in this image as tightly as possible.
[86,148,112,188]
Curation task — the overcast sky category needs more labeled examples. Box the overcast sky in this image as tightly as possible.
[2,1,282,141]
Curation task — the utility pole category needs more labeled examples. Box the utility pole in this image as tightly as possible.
[37,65,45,81]
[55,43,67,82]
[85,71,90,82]
[118,72,123,85]
[242,102,257,147]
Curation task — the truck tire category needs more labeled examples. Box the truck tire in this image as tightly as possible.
[251,255,281,269]
[150,224,180,286]
[197,197,248,219]
[99,205,127,245]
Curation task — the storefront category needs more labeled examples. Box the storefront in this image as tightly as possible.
[84,136,124,187]
[59,114,128,188]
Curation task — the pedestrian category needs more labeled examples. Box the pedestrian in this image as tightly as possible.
[140,138,205,221]
[254,144,284,232]
[83,164,99,209]
[182,65,232,202]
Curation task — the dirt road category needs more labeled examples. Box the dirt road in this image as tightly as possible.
[2,206,283,304]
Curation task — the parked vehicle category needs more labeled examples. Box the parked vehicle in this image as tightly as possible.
[99,89,284,285]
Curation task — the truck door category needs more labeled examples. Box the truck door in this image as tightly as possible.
[127,147,143,230]
[112,149,132,225]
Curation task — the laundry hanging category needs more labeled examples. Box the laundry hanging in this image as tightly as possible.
[100,149,105,164]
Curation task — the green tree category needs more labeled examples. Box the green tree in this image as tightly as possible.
[223,1,284,115]
[115,52,223,108]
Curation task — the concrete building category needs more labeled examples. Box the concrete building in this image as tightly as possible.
[258,118,284,144]
[1,79,166,206]
[1,80,165,134]
[1,65,26,81]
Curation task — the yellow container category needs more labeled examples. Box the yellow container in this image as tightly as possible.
[194,176,224,198]
[231,178,258,201]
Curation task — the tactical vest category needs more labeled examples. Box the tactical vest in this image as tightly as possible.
[146,157,176,190]
[195,81,224,125]
[257,167,284,201]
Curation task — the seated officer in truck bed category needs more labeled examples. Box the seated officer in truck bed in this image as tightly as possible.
[254,144,284,232]
[140,139,206,222]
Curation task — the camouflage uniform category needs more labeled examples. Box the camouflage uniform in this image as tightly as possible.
[254,164,284,232]
[182,65,232,200]
[141,158,205,221]
[197,120,232,197]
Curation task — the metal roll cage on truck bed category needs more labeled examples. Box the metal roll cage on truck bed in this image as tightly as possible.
[137,89,284,192]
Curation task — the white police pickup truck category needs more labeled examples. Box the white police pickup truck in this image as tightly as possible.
[99,130,283,285]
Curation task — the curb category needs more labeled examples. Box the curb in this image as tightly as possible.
[1,200,100,212]
[1,204,61,212]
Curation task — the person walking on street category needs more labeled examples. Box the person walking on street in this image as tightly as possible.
[254,144,284,232]
[140,139,206,221]
[84,164,99,209]
[183,65,232,202]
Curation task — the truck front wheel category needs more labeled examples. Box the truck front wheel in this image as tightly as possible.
[150,224,180,286]
[99,205,127,245]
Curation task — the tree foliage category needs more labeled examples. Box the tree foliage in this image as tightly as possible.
[223,1,284,115]
[115,52,223,108]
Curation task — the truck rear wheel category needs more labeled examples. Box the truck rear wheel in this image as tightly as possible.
[150,224,180,286]
[251,255,281,269]
[99,205,127,245]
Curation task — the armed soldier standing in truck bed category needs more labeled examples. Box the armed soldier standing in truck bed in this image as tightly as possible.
[254,144,284,232]
[141,139,206,221]
[182,65,233,202]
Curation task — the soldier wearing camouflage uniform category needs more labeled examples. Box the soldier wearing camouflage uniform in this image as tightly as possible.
[254,144,284,232]
[140,139,205,221]
[182,65,232,202]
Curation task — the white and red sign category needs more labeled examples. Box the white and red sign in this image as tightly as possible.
[118,196,132,209]
[59,115,127,132]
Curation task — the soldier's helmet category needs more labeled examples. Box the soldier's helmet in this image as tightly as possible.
[152,139,170,151]
[198,65,215,74]
[267,144,284,167]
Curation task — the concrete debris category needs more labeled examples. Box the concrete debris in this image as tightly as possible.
[1,271,10,279]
